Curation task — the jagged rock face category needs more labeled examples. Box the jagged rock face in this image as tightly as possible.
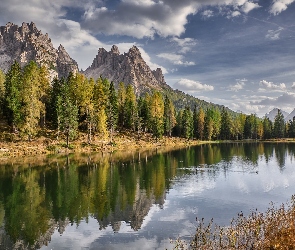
[83,45,170,95]
[0,22,78,79]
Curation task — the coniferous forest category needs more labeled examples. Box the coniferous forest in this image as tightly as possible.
[1,61,295,146]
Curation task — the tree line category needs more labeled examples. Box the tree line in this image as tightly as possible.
[0,61,294,145]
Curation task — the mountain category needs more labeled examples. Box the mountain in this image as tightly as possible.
[265,108,289,122]
[286,108,295,122]
[0,22,78,78]
[83,45,171,95]
[0,21,233,114]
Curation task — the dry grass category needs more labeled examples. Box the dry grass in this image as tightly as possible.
[173,195,295,249]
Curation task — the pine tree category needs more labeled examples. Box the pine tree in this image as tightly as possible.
[107,82,118,142]
[138,93,150,133]
[124,84,137,131]
[4,61,22,132]
[220,108,232,140]
[0,69,5,117]
[182,106,193,139]
[56,81,78,147]
[263,117,273,139]
[273,109,285,138]
[163,95,176,137]
[117,82,126,129]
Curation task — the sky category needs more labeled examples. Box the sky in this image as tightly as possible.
[1,0,295,117]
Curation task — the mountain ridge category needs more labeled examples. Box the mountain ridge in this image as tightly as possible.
[0,22,78,79]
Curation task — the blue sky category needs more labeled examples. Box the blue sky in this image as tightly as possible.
[1,0,295,117]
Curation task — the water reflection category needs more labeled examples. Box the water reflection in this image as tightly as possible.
[0,143,294,249]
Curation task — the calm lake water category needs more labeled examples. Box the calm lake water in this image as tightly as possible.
[0,143,294,249]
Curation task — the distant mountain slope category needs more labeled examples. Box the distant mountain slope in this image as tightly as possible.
[265,108,289,122]
[83,45,234,113]
[0,22,78,78]
[286,108,295,121]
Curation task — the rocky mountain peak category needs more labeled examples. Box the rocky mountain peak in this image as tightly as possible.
[83,44,170,95]
[111,45,120,54]
[0,22,78,79]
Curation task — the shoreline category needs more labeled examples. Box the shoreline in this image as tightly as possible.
[1,131,294,160]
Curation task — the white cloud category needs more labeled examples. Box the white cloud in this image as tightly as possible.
[252,92,295,106]
[265,27,284,40]
[241,2,260,13]
[157,53,195,66]
[259,80,286,90]
[270,0,295,15]
[231,11,241,17]
[229,81,245,92]
[292,83,295,89]
[174,79,214,91]
[202,10,214,18]
[171,37,197,54]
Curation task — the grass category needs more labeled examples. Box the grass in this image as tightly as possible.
[172,195,295,249]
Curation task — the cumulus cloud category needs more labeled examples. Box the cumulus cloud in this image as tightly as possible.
[157,53,195,66]
[174,79,214,92]
[292,83,295,89]
[270,0,295,15]
[259,80,286,90]
[241,2,260,13]
[228,79,247,91]
[202,10,214,18]
[171,37,197,54]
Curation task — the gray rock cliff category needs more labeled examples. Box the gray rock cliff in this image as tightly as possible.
[0,22,78,79]
[83,45,171,95]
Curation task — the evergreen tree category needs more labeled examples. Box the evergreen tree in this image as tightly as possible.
[182,106,193,139]
[174,110,183,137]
[220,108,232,140]
[124,84,137,131]
[263,117,273,139]
[56,81,78,147]
[107,82,118,142]
[163,95,176,137]
[4,61,22,132]
[287,117,295,138]
[117,82,126,129]
[0,69,5,117]
[273,109,285,138]
[138,93,150,133]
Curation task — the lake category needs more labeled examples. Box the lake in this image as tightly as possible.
[0,143,294,249]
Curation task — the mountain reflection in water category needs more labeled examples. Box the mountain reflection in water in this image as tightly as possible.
[0,143,294,250]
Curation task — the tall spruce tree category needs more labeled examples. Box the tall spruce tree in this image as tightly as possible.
[117,82,126,129]
[124,84,137,131]
[0,69,5,118]
[163,95,176,137]
[182,106,193,139]
[56,80,78,147]
[4,61,22,132]
[273,109,285,138]
[195,107,205,140]
[220,108,232,140]
[107,82,118,142]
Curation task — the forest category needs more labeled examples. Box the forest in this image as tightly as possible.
[0,61,295,146]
